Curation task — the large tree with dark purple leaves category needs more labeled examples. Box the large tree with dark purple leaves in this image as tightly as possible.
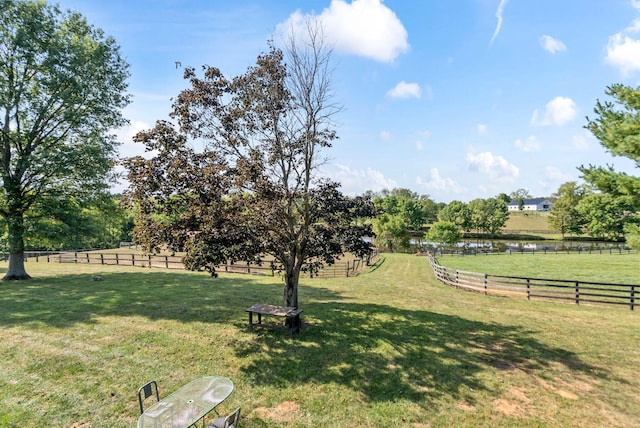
[124,25,375,308]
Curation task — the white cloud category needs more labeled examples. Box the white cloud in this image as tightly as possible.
[605,2,640,75]
[572,134,590,150]
[379,130,393,140]
[606,33,640,75]
[424,84,434,99]
[489,0,509,46]
[414,130,431,150]
[539,35,566,54]
[416,168,465,193]
[476,124,488,135]
[531,96,577,127]
[115,120,152,158]
[467,150,519,182]
[277,0,409,63]
[386,81,422,99]
[326,164,397,194]
[514,135,540,152]
[545,166,571,181]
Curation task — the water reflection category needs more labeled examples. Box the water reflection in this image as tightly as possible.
[418,239,630,254]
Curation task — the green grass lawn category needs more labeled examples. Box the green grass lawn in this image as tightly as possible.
[0,255,638,427]
[503,212,553,232]
[436,252,640,285]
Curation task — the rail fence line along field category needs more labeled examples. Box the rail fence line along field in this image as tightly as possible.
[427,253,637,310]
[15,250,379,279]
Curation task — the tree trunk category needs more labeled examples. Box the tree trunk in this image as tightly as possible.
[283,263,300,308]
[3,213,31,280]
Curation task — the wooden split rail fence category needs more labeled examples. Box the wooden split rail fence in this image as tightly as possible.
[427,254,638,310]
[20,250,379,279]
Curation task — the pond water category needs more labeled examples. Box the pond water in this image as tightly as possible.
[412,238,630,253]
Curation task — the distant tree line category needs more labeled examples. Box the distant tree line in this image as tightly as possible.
[0,194,133,251]
[549,181,638,242]
[368,188,511,252]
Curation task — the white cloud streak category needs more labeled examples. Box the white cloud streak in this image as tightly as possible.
[489,0,509,46]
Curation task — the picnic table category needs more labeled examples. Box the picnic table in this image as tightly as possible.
[137,376,233,428]
[246,303,303,336]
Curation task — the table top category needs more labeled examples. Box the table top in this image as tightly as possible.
[137,376,234,428]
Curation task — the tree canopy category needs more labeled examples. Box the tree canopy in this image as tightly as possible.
[581,84,640,206]
[548,181,588,239]
[125,28,375,309]
[0,0,130,279]
[371,188,437,251]
[424,221,461,251]
[581,83,640,244]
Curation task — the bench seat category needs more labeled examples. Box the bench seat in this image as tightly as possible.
[246,303,303,336]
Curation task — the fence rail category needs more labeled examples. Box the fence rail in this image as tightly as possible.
[427,254,637,310]
[435,246,634,256]
[17,250,379,279]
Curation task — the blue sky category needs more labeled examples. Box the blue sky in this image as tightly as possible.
[56,0,640,202]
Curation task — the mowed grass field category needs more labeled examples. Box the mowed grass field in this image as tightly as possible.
[436,251,640,285]
[503,212,553,232]
[0,254,639,427]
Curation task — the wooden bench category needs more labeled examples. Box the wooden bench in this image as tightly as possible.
[245,303,303,336]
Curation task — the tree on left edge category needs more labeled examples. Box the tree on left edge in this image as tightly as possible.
[0,0,130,280]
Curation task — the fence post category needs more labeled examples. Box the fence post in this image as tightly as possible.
[101,253,104,265]
[132,254,135,266]
[74,252,78,263]
[148,255,152,268]
[456,270,459,287]
[575,281,580,305]
[346,262,350,277]
[631,286,635,311]
[86,253,90,264]
[165,255,169,269]
[484,274,488,295]
[527,278,530,300]
[116,253,119,265]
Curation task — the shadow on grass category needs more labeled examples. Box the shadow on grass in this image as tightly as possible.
[237,301,612,406]
[0,267,612,409]
[0,270,281,328]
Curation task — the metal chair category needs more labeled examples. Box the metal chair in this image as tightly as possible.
[137,380,160,414]
[208,407,241,428]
